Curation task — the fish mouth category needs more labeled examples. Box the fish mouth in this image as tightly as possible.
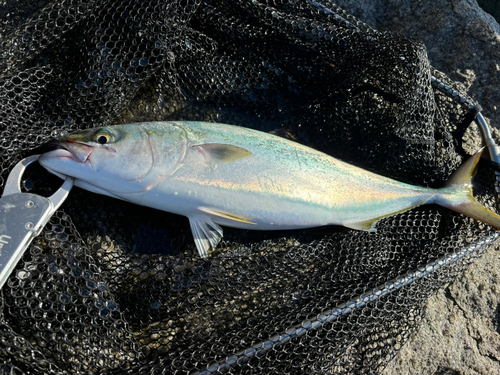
[49,141,93,163]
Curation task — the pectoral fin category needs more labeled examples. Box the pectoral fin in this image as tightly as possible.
[188,215,223,258]
[193,143,252,164]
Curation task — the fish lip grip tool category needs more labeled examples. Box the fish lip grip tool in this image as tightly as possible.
[0,155,73,289]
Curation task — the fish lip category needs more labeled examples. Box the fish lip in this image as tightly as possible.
[49,141,93,163]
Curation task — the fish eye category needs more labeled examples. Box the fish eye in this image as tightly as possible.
[93,129,115,145]
[97,135,109,145]
[91,128,122,145]
[97,134,109,144]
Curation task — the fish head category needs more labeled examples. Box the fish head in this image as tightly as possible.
[39,123,188,196]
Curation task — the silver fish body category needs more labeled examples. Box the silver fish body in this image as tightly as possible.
[39,121,500,257]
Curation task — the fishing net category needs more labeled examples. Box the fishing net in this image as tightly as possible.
[0,0,498,374]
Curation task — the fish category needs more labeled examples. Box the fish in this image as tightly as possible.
[38,121,500,258]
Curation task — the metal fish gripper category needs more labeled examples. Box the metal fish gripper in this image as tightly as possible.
[0,155,73,289]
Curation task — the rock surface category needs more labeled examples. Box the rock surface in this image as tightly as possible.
[333,0,500,373]
[387,249,500,374]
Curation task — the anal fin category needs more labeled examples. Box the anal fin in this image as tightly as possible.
[189,216,223,258]
[344,218,379,232]
[343,198,431,232]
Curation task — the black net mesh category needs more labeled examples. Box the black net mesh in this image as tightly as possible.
[0,1,498,374]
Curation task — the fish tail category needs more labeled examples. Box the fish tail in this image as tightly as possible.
[438,148,500,230]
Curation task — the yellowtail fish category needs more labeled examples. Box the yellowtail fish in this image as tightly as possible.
[38,121,500,258]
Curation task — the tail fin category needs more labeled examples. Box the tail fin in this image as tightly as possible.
[439,148,500,230]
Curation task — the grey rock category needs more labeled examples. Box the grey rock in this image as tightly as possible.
[333,0,500,373]
[385,249,500,374]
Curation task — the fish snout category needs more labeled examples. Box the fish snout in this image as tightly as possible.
[50,141,93,163]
